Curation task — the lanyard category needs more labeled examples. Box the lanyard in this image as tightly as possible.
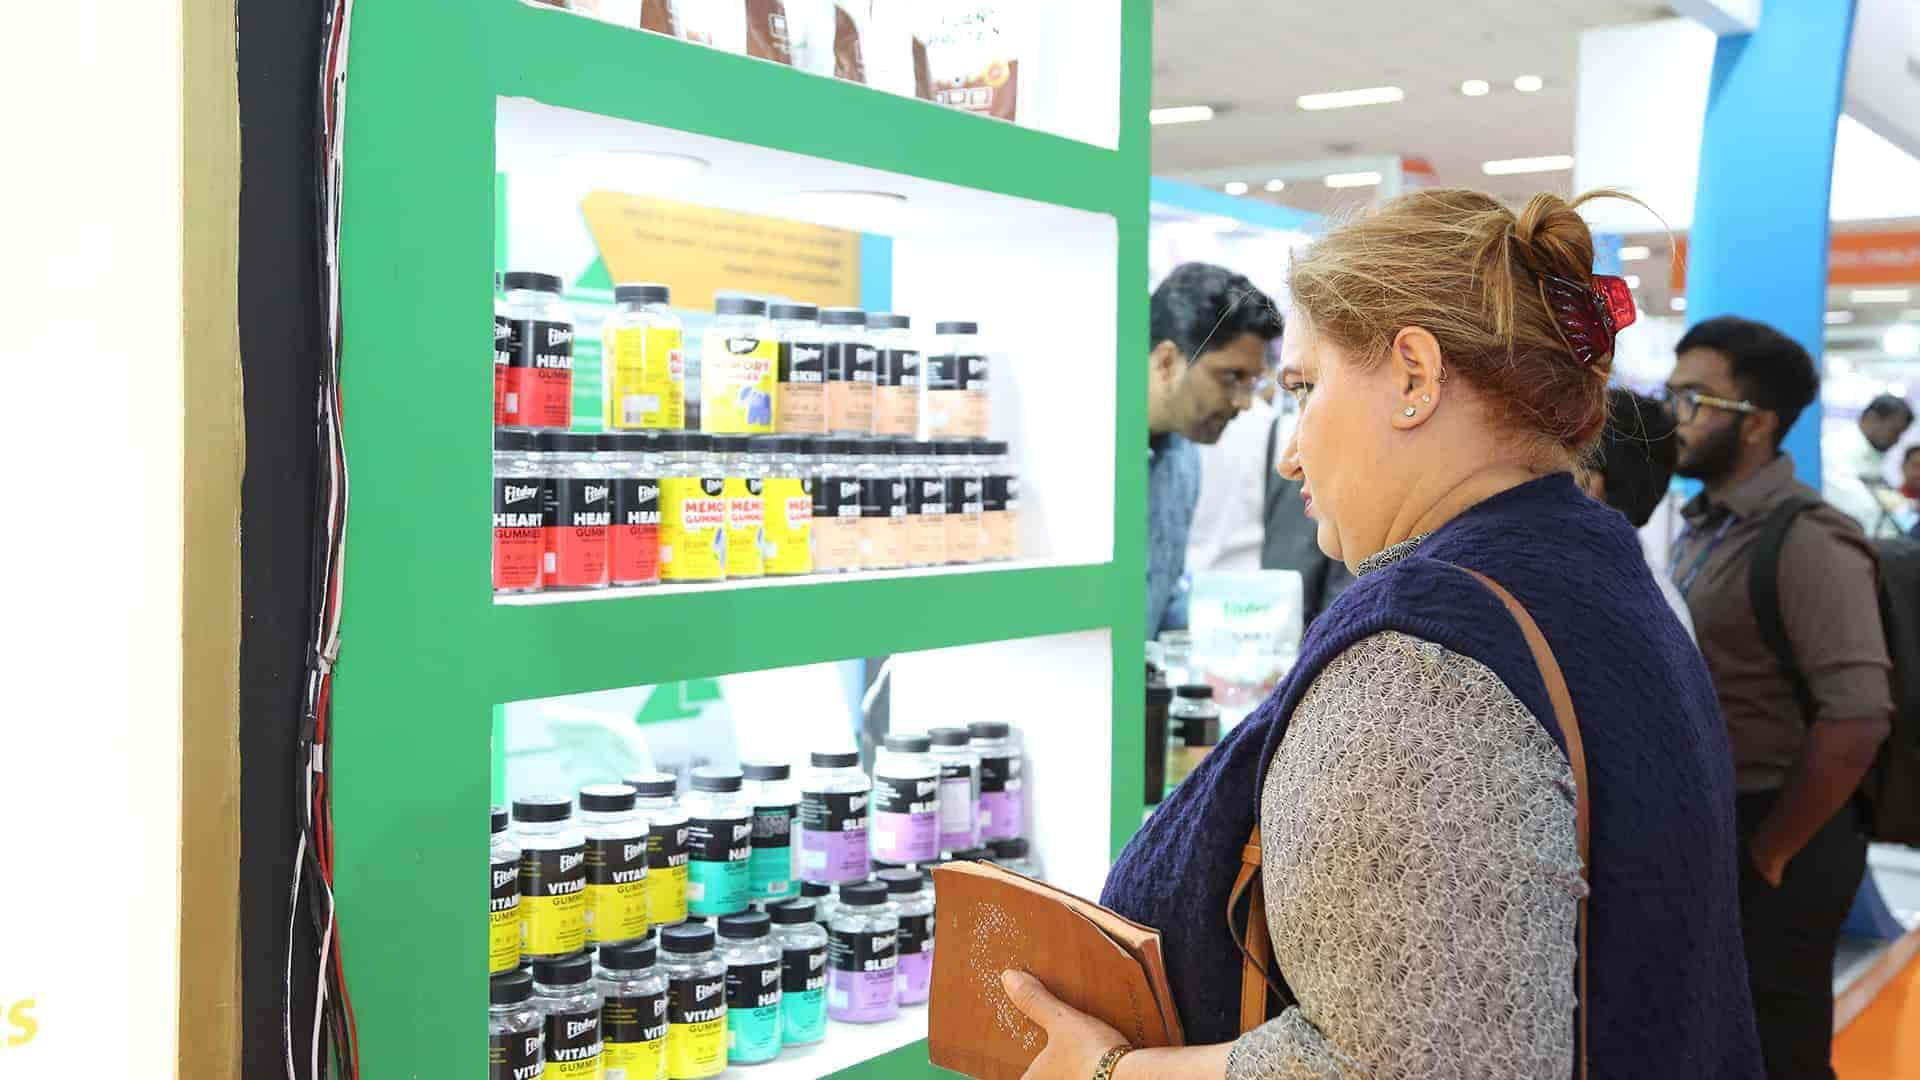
[1672,514,1736,598]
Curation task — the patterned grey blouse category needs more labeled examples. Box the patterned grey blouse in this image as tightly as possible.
[1225,537,1587,1078]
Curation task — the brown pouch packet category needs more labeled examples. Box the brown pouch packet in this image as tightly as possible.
[833,3,866,82]
[641,0,681,35]
[745,0,793,63]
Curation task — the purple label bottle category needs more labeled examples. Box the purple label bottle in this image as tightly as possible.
[872,733,939,863]
[878,868,934,1005]
[929,727,981,853]
[799,750,871,884]
[827,881,900,1024]
[969,720,1024,841]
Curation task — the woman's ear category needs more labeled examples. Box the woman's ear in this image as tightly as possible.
[1387,325,1445,431]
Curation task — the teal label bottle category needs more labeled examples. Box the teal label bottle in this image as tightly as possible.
[687,814,750,916]
[779,944,827,1046]
[748,803,796,903]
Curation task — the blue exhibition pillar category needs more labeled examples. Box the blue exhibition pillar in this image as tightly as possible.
[1685,0,1857,490]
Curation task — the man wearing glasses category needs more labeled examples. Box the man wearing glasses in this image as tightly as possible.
[1663,315,1893,1080]
[1145,262,1282,637]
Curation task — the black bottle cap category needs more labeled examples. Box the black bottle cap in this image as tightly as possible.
[1176,684,1214,701]
[712,435,752,455]
[866,312,910,330]
[614,282,670,305]
[600,936,659,971]
[820,307,867,326]
[742,762,790,782]
[494,430,533,452]
[661,923,716,954]
[492,805,509,834]
[769,302,819,321]
[532,952,594,987]
[928,727,970,748]
[490,969,534,1005]
[769,898,818,925]
[967,721,1010,740]
[657,432,714,453]
[623,772,677,798]
[799,882,833,900]
[984,441,1010,455]
[578,784,636,813]
[718,911,772,940]
[1146,684,1173,706]
[882,733,931,754]
[810,751,860,769]
[609,431,658,451]
[512,795,572,824]
[838,881,888,908]
[714,296,767,317]
[934,321,978,335]
[877,868,922,896]
[758,436,801,455]
[503,271,562,294]
[690,766,743,794]
[950,847,992,862]
[988,838,1029,860]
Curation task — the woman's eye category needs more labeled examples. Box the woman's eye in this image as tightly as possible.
[1283,381,1313,402]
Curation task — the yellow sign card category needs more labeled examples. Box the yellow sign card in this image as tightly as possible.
[580,191,863,311]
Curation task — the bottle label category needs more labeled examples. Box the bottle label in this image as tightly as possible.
[667,973,728,1078]
[780,945,827,1045]
[700,333,777,434]
[644,821,690,926]
[722,476,766,578]
[979,753,1024,839]
[799,790,870,882]
[761,476,813,576]
[873,349,921,436]
[908,477,948,566]
[605,324,685,430]
[540,1005,602,1079]
[897,911,935,1004]
[725,959,783,1061]
[810,476,862,572]
[925,352,963,391]
[490,856,521,974]
[827,927,899,1024]
[776,340,828,434]
[603,988,668,1080]
[871,774,939,863]
[658,477,727,582]
[825,343,875,433]
[609,477,661,586]
[543,478,612,588]
[489,1029,543,1080]
[686,815,751,916]
[494,476,549,591]
[748,803,796,902]
[495,314,514,427]
[938,763,977,851]
[519,845,587,957]
[859,478,908,569]
[585,835,650,945]
[508,318,575,429]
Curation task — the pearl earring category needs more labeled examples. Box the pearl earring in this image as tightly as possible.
[1403,407,1417,417]
[1421,394,1432,403]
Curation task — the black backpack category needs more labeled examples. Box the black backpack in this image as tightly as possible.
[1752,497,1920,845]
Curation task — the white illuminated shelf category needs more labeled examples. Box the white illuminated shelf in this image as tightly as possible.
[493,557,1083,606]
[736,1007,929,1078]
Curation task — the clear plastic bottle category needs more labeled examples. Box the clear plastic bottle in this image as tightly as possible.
[877,868,934,1006]
[968,720,1024,842]
[868,312,921,438]
[979,440,1019,562]
[491,806,523,975]
[717,912,784,1065]
[771,302,827,435]
[537,432,613,590]
[871,733,939,865]
[702,297,777,435]
[513,795,588,961]
[684,766,752,918]
[580,784,651,947]
[1168,685,1222,791]
[625,772,690,928]
[809,438,864,574]
[768,898,828,1047]
[928,320,986,439]
[609,432,663,588]
[940,439,984,566]
[658,432,727,584]
[531,952,604,1078]
[760,437,814,577]
[826,880,899,1024]
[987,837,1041,879]
[603,282,686,431]
[857,440,906,571]
[820,307,875,435]
[493,430,547,594]
[659,923,728,1079]
[490,969,544,1080]
[928,728,982,853]
[799,750,871,884]
[741,762,798,904]
[799,881,840,929]
[598,936,670,1080]
[502,271,575,430]
[717,436,767,579]
[494,274,513,428]
[905,442,947,568]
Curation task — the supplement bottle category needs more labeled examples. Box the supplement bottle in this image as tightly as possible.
[928,320,986,439]
[871,732,939,864]
[906,442,947,568]
[987,837,1041,879]
[979,441,1019,562]
[684,766,752,918]
[809,438,863,574]
[717,436,767,579]
[514,795,588,962]
[799,750,871,884]
[502,271,575,430]
[878,868,934,1006]
[760,437,814,576]
[940,439,984,565]
[494,276,513,428]
[1168,685,1222,791]
[626,772,690,928]
[489,969,544,1080]
[968,720,1024,841]
[741,762,798,904]
[771,302,827,435]
[531,952,604,1080]
[717,912,783,1065]
[494,430,547,594]
[580,784,651,947]
[659,922,728,1079]
[491,806,523,975]
[820,307,876,435]
[539,432,613,590]
[701,297,777,435]
[928,727,982,853]
[609,432,663,588]
[799,880,839,929]
[658,433,727,584]
[868,312,921,437]
[602,282,685,431]
[826,880,899,1024]
[768,899,828,1047]
[857,440,907,571]
[598,936,670,1080]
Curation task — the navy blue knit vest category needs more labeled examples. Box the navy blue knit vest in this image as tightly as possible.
[1102,474,1762,1076]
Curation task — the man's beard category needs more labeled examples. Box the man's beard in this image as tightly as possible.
[1675,422,1743,483]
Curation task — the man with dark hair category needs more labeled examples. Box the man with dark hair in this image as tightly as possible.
[1664,315,1893,1080]
[1580,388,1692,636]
[1145,262,1283,637]
[1825,392,1915,536]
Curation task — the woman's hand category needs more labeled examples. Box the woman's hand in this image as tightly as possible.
[1001,970,1130,1079]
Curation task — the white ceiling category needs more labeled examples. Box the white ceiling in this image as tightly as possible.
[1150,0,1675,215]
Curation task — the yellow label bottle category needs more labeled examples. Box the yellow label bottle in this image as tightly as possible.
[491,808,522,975]
[721,471,766,579]
[661,923,728,1080]
[581,785,652,947]
[700,326,778,435]
[599,938,670,1080]
[658,441,727,583]
[515,796,588,961]
[762,471,813,576]
[603,288,685,430]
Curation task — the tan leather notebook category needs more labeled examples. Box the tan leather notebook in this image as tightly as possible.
[928,862,1184,1079]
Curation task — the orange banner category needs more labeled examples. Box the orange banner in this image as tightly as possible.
[1673,230,1920,290]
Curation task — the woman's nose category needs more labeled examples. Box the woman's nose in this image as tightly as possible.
[1276,433,1303,481]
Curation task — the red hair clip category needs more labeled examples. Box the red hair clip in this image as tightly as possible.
[1540,273,1637,368]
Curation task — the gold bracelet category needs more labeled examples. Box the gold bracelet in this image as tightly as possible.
[1092,1044,1136,1080]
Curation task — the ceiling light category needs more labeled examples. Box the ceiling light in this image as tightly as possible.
[1296,86,1405,111]
[1324,171,1383,189]
[1624,274,1642,289]
[1149,105,1215,126]
[1460,79,1490,97]
[1618,245,1651,261]
[1193,215,1241,235]
[1825,310,1855,325]
[1851,288,1912,304]
[1885,323,1920,357]
[1480,154,1574,175]
[1513,75,1544,93]
[1670,297,1687,312]
[1264,179,1286,192]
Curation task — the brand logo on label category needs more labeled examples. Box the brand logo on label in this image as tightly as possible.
[634,483,659,503]
[493,868,515,890]
[794,345,823,363]
[917,779,937,797]
[695,981,721,1002]
[495,321,511,343]
[623,841,646,862]
[559,852,585,875]
[547,326,574,349]
[566,1018,597,1039]
[584,484,609,504]
[702,479,726,497]
[503,484,540,504]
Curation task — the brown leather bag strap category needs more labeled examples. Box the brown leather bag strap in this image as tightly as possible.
[1230,828,1283,1033]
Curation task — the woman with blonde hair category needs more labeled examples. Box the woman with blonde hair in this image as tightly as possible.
[1004,189,1763,1078]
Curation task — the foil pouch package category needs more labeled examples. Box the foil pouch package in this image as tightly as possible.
[1188,570,1304,699]
[920,1,1023,121]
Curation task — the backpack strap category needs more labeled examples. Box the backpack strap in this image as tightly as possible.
[1750,498,1822,723]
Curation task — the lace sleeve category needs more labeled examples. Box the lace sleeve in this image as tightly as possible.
[1225,631,1586,1080]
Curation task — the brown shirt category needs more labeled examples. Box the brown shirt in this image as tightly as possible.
[1674,454,1893,791]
